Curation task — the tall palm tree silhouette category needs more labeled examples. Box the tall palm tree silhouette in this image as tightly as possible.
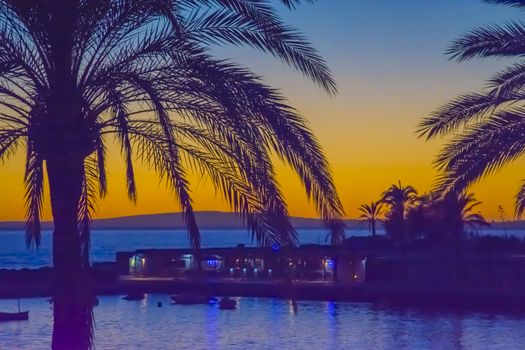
[418,0,525,215]
[381,181,417,240]
[0,1,345,348]
[0,0,345,269]
[358,201,383,236]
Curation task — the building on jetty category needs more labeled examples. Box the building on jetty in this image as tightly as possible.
[116,245,368,283]
[115,236,525,296]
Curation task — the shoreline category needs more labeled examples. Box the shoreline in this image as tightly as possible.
[2,268,525,312]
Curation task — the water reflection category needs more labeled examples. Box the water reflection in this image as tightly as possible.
[206,301,219,349]
[51,274,95,350]
[326,302,340,349]
[450,316,465,350]
[3,296,525,349]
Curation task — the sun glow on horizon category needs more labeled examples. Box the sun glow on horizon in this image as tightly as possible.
[0,1,523,222]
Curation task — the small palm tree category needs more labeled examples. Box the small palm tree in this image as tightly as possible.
[414,192,490,241]
[358,201,383,236]
[405,193,433,239]
[418,0,525,216]
[382,181,418,210]
[440,192,491,237]
[381,181,418,240]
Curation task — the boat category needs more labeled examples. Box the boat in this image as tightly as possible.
[218,297,237,310]
[122,291,145,301]
[0,299,29,322]
[170,294,217,305]
[0,311,29,322]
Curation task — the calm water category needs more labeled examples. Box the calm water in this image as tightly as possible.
[2,228,525,349]
[1,295,525,349]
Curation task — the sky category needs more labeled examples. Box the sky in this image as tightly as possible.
[0,0,523,221]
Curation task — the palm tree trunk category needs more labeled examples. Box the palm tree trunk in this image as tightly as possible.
[51,272,94,350]
[47,155,84,273]
[47,155,95,350]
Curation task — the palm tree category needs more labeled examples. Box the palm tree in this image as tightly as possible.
[0,0,345,271]
[418,0,525,216]
[381,181,418,240]
[438,192,491,238]
[0,1,346,348]
[406,192,490,241]
[405,193,433,240]
[358,201,383,236]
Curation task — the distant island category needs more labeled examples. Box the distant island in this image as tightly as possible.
[0,211,360,230]
[0,211,520,231]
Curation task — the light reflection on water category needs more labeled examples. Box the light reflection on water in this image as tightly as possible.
[2,296,525,349]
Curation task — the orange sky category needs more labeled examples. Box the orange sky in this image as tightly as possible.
[0,1,522,222]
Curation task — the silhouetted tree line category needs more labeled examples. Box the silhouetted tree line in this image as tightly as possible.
[359,181,491,243]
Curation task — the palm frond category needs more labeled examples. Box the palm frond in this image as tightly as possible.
[434,109,525,194]
[0,127,23,161]
[24,141,43,249]
[127,119,297,247]
[482,0,525,9]
[278,0,316,9]
[78,156,99,267]
[111,99,137,202]
[487,61,525,94]
[183,58,344,238]
[447,21,525,62]
[95,134,108,197]
[124,119,202,249]
[418,91,511,139]
[180,2,336,93]
[515,180,525,217]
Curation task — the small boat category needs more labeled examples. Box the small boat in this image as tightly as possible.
[218,297,237,310]
[122,292,145,301]
[170,294,217,305]
[0,311,29,322]
[0,299,29,322]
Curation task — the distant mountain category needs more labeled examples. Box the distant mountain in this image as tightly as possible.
[0,211,364,230]
[1,212,522,231]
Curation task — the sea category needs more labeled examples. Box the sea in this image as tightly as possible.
[2,294,525,349]
[2,228,525,349]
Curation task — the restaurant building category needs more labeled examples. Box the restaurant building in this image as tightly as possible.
[116,244,367,283]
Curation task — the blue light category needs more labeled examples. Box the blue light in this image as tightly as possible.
[271,244,280,252]
[324,259,335,268]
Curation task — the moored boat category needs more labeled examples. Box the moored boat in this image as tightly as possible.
[0,311,29,322]
[218,297,236,310]
[170,294,217,305]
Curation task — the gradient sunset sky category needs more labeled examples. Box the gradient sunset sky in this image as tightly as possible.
[0,0,523,221]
